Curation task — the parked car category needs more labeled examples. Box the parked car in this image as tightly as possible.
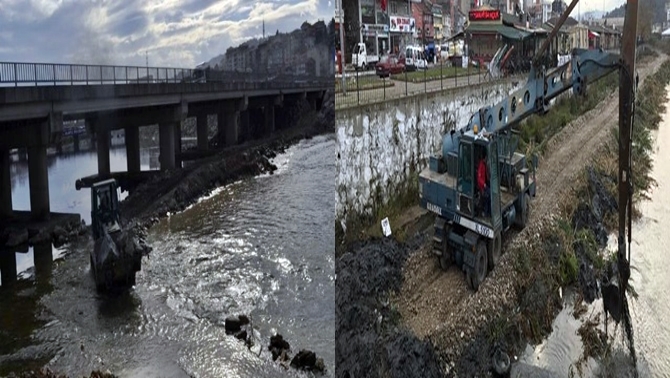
[375,55,405,78]
[404,46,428,71]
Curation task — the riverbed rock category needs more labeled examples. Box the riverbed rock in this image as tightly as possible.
[225,315,243,333]
[289,349,325,373]
[234,329,248,342]
[269,334,291,361]
[28,231,52,246]
[6,228,28,247]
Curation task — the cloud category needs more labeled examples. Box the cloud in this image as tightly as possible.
[0,0,333,68]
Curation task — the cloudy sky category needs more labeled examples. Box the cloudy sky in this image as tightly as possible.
[0,0,333,68]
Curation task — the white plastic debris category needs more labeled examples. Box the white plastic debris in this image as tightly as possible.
[381,217,392,237]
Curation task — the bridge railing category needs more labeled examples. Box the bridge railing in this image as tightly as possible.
[0,61,332,89]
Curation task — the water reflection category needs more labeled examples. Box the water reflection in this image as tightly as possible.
[9,147,156,224]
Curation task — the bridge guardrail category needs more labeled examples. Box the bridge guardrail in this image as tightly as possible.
[0,61,331,90]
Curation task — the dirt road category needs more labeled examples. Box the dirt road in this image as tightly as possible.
[393,53,666,364]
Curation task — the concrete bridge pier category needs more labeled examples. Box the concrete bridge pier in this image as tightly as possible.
[159,122,176,170]
[224,111,239,146]
[263,105,275,134]
[125,126,140,173]
[93,121,111,176]
[28,121,51,220]
[73,134,81,153]
[0,251,17,287]
[239,110,250,142]
[28,145,50,220]
[174,122,182,168]
[196,114,208,151]
[1,149,11,217]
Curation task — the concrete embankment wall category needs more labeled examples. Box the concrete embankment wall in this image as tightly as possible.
[336,78,524,225]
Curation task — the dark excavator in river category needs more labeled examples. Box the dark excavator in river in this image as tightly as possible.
[419,0,639,371]
[84,179,146,292]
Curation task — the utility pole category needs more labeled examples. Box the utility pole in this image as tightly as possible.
[338,0,347,95]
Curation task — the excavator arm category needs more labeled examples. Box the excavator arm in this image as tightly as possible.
[463,48,620,137]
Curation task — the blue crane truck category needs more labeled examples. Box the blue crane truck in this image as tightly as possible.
[419,42,622,290]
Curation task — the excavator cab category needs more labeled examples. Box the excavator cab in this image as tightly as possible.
[457,135,501,227]
[91,179,121,241]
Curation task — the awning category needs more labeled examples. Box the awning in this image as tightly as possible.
[465,23,531,40]
[589,31,600,38]
[447,31,464,41]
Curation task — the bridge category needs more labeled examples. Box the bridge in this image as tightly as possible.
[0,61,330,221]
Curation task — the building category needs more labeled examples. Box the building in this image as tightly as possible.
[433,3,444,43]
[388,0,416,53]
[465,6,533,63]
[413,0,435,46]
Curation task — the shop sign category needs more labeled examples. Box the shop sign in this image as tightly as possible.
[468,9,500,22]
[362,24,389,37]
[389,16,416,33]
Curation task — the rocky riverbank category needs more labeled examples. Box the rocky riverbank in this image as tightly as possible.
[1,89,334,377]
[335,234,443,378]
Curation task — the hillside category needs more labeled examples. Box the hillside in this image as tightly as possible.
[203,19,335,77]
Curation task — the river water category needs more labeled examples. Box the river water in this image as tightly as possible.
[516,89,670,377]
[0,134,335,377]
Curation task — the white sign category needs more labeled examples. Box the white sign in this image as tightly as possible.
[557,54,571,67]
[427,202,442,216]
[389,16,416,33]
[381,217,392,237]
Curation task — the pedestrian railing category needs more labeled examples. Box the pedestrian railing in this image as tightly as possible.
[335,59,530,110]
[0,61,331,90]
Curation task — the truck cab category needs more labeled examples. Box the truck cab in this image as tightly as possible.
[352,42,379,70]
[91,179,121,240]
[419,127,536,290]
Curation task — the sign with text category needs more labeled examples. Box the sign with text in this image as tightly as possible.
[389,16,416,33]
[468,9,501,22]
[362,23,389,37]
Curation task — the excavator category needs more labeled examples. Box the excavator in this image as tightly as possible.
[419,0,638,369]
[83,179,146,292]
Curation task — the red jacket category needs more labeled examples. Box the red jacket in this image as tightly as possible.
[477,159,487,192]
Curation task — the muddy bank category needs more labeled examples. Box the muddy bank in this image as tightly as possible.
[335,232,443,378]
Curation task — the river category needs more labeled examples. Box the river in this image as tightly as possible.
[0,134,335,377]
[516,88,670,377]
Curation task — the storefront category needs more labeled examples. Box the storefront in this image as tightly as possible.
[389,15,416,54]
[464,7,530,64]
[357,0,391,56]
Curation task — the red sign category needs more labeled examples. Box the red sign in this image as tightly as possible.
[469,10,501,22]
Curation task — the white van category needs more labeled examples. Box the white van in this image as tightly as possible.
[404,46,428,71]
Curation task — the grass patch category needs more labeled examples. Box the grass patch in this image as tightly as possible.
[335,75,394,93]
[394,66,477,83]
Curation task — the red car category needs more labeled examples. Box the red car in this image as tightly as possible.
[375,55,405,78]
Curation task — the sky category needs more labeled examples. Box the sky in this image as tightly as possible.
[560,0,625,16]
[0,0,334,68]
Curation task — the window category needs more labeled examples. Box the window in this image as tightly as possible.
[458,142,473,195]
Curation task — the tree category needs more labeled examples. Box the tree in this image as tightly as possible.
[638,0,655,38]
[342,0,360,64]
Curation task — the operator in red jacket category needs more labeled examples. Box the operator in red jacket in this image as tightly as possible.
[477,151,490,217]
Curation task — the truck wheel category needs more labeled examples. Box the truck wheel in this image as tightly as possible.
[439,226,452,271]
[469,241,488,291]
[515,193,531,230]
[488,232,502,270]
